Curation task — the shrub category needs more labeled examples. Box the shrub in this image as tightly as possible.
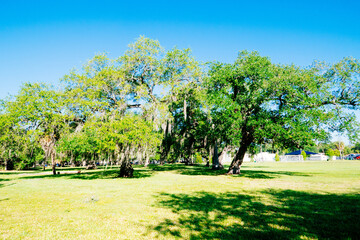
[301,150,307,161]
[194,153,203,164]
[275,153,280,162]
[326,149,334,161]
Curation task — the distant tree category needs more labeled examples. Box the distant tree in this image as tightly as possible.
[334,141,345,159]
[351,142,360,153]
[342,145,352,155]
[0,113,22,170]
[3,83,67,174]
[326,149,335,159]
[333,149,341,157]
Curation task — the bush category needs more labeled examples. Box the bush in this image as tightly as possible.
[275,153,280,162]
[194,153,203,164]
[16,161,28,170]
[301,150,307,161]
[326,149,334,161]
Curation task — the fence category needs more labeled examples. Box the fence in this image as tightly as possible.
[307,154,327,161]
[280,155,304,162]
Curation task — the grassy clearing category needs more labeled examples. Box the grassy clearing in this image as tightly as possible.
[1,161,360,239]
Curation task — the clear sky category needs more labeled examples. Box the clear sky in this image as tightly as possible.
[1,0,360,98]
[1,0,359,144]
[1,0,359,100]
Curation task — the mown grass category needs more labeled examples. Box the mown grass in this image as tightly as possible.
[1,161,359,239]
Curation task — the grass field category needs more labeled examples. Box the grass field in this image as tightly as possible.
[1,161,360,239]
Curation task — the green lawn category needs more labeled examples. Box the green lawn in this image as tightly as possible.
[1,161,360,239]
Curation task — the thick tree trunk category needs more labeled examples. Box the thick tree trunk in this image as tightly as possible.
[119,146,134,177]
[227,143,249,174]
[119,160,134,177]
[52,163,56,175]
[183,134,195,165]
[5,159,14,170]
[217,146,228,169]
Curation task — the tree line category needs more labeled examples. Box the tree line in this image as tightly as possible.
[1,37,360,176]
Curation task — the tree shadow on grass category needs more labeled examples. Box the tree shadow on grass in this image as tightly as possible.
[148,164,310,179]
[237,170,311,179]
[0,171,41,175]
[19,169,154,180]
[149,164,228,176]
[0,178,10,188]
[149,190,360,239]
[3,164,308,179]
[0,167,96,175]
[68,169,154,180]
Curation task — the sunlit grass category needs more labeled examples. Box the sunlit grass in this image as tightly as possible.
[1,161,359,239]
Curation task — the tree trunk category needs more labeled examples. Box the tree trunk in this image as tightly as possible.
[51,152,56,175]
[144,152,150,167]
[119,146,134,177]
[40,135,56,174]
[217,146,228,170]
[206,144,213,167]
[160,121,172,164]
[5,159,14,170]
[184,134,195,165]
[119,160,134,177]
[5,149,12,170]
[227,143,249,174]
[137,149,142,164]
[212,142,223,170]
[52,164,56,175]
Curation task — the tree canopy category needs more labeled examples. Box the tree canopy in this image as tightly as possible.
[205,51,360,173]
[0,37,359,175]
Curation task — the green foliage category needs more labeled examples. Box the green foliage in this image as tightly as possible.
[0,36,201,172]
[275,153,280,162]
[333,149,340,157]
[206,50,360,172]
[194,153,203,164]
[343,146,352,155]
[301,151,307,161]
[1,37,360,173]
[326,149,334,157]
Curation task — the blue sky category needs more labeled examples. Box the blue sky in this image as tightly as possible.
[1,0,359,143]
[1,1,360,110]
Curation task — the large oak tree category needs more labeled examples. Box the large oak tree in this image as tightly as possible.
[206,51,360,174]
